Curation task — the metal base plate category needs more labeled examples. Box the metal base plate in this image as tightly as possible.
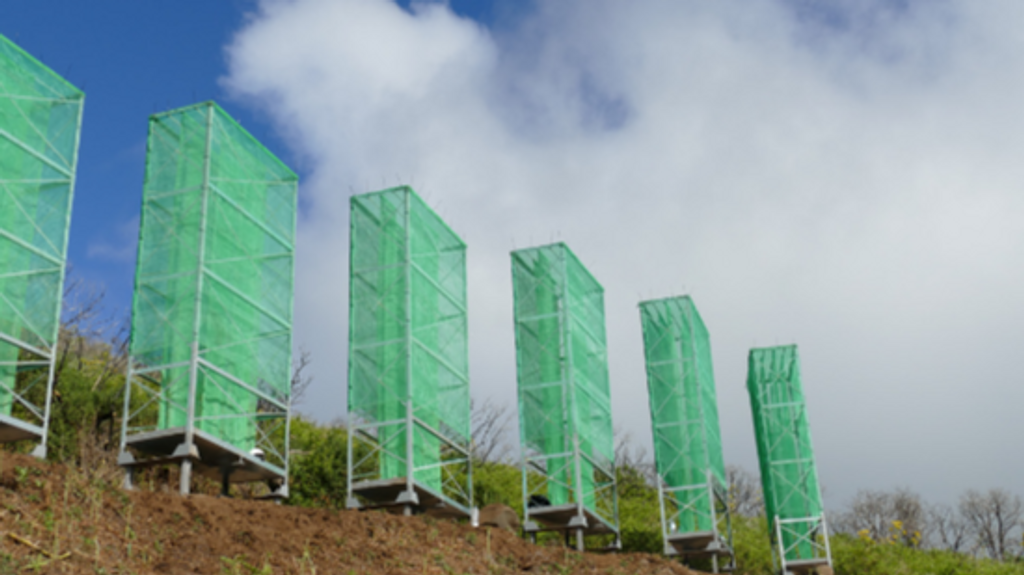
[784,559,831,574]
[666,530,732,558]
[350,477,471,519]
[0,415,42,444]
[122,427,284,484]
[524,504,618,536]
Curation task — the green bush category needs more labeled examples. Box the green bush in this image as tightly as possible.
[616,464,661,554]
[830,532,1024,575]
[731,514,773,575]
[472,460,522,513]
[287,417,352,508]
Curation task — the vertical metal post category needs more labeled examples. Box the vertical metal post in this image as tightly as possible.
[657,477,668,551]
[572,433,584,550]
[32,347,56,459]
[708,470,719,573]
[404,399,414,514]
[462,258,473,513]
[35,90,84,460]
[346,195,357,508]
[181,341,199,495]
[774,515,785,575]
[282,393,292,497]
[403,189,415,513]
[120,362,135,489]
[181,103,215,496]
[561,248,587,551]
[821,512,833,567]
[521,443,531,537]
[346,417,355,506]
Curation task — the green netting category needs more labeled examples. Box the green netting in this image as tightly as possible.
[639,296,725,534]
[348,186,469,492]
[512,243,614,513]
[130,101,296,453]
[746,345,824,563]
[0,34,83,420]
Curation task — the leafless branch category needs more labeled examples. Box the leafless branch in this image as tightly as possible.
[835,488,926,546]
[960,488,1023,560]
[727,465,764,517]
[470,397,514,463]
[613,429,657,485]
[290,347,314,405]
[929,503,969,553]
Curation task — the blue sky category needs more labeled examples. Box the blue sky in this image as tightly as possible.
[1,0,276,314]
[0,0,504,315]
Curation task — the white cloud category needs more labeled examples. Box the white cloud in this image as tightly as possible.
[225,0,1024,507]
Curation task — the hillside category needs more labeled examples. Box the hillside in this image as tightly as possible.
[0,452,703,574]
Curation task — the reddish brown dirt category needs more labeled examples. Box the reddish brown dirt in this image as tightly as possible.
[0,453,704,574]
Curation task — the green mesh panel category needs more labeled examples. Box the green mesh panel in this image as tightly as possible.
[747,345,824,562]
[512,243,613,512]
[640,296,725,533]
[0,34,83,420]
[348,187,469,492]
[130,101,296,452]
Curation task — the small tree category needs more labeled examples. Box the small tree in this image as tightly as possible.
[929,503,969,553]
[959,488,1023,561]
[836,488,925,547]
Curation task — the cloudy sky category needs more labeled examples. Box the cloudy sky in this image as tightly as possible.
[6,0,1024,511]
[223,0,1024,509]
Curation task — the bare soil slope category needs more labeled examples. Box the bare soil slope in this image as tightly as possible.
[0,453,702,574]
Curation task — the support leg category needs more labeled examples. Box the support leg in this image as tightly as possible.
[123,467,134,491]
[576,528,584,552]
[220,467,232,497]
[179,459,192,496]
[712,555,719,574]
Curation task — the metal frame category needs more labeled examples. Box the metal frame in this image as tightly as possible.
[119,102,294,497]
[345,413,473,517]
[346,187,472,518]
[773,513,832,575]
[640,296,733,570]
[521,442,620,550]
[748,346,832,575]
[0,35,84,457]
[657,470,733,572]
[513,244,620,551]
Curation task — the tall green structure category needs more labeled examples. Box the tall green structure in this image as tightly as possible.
[119,102,297,496]
[747,345,831,574]
[512,243,619,551]
[639,296,732,571]
[0,34,83,455]
[346,186,472,518]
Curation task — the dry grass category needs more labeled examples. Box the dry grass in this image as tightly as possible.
[0,441,702,575]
